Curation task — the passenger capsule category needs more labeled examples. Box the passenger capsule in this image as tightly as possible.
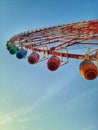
[47,56,60,71]
[79,60,97,80]
[9,46,18,55]
[28,52,40,64]
[6,41,12,47]
[7,44,13,51]
[16,49,27,59]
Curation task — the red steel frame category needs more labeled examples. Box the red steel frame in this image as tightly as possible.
[9,20,98,61]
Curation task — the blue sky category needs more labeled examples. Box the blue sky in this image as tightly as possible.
[0,0,98,130]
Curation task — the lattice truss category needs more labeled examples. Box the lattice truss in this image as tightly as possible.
[6,20,98,80]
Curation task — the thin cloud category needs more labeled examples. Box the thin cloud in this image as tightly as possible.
[63,85,98,112]
[0,71,76,125]
[82,126,97,130]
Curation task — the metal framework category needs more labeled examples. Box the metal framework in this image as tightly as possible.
[6,20,98,80]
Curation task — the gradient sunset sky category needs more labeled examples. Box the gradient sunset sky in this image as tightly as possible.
[0,0,98,130]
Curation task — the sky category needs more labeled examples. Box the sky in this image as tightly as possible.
[0,0,98,130]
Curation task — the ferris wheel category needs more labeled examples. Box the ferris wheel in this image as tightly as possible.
[6,20,98,80]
